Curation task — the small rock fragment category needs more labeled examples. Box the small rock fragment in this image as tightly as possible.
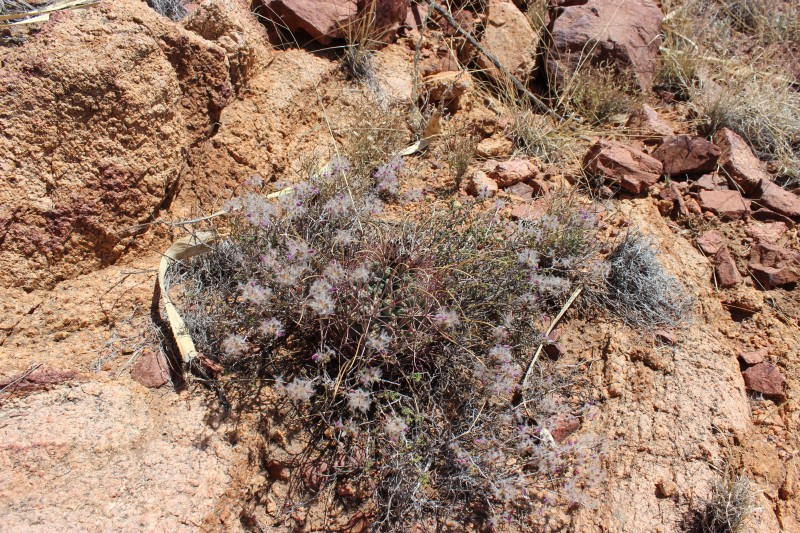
[266,459,290,481]
[699,190,748,220]
[757,180,800,219]
[739,348,768,366]
[696,230,724,255]
[506,182,534,200]
[582,140,663,194]
[421,71,472,108]
[653,135,721,175]
[714,246,743,288]
[475,135,512,158]
[548,413,581,443]
[131,350,170,388]
[742,362,785,398]
[714,127,770,194]
[745,222,789,244]
[657,480,678,498]
[693,173,728,191]
[466,170,498,198]
[484,159,537,188]
[748,242,800,287]
[626,104,674,143]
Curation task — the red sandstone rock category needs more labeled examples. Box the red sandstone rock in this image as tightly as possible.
[742,362,785,398]
[714,246,742,288]
[714,127,769,194]
[699,190,748,220]
[131,350,171,388]
[757,180,800,219]
[626,104,674,143]
[696,230,724,255]
[745,222,789,244]
[547,0,664,90]
[652,135,721,175]
[484,159,538,188]
[582,140,662,194]
[739,348,768,366]
[748,242,800,287]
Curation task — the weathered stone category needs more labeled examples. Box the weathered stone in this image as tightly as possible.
[547,0,664,90]
[757,180,800,219]
[253,0,406,45]
[748,242,800,287]
[658,182,689,218]
[476,135,513,159]
[420,70,472,108]
[582,140,663,194]
[131,350,171,388]
[714,246,742,288]
[626,104,674,143]
[506,182,534,200]
[714,127,769,194]
[696,230,724,255]
[652,135,721,175]
[739,348,768,366]
[548,413,581,443]
[484,159,537,188]
[698,190,748,220]
[742,362,785,398]
[477,0,540,81]
[466,170,498,198]
[745,222,789,244]
[693,173,728,191]
[657,480,678,498]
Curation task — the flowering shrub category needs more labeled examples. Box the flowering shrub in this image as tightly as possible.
[173,161,605,529]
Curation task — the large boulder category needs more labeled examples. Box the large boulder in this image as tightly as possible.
[477,0,540,81]
[0,0,237,290]
[547,0,664,90]
[253,0,407,45]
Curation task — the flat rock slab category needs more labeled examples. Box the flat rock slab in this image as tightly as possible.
[714,127,769,194]
[748,242,800,287]
[742,362,785,398]
[653,135,721,175]
[699,190,748,220]
[583,140,662,194]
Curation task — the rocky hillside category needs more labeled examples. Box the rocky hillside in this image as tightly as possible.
[1,0,798,531]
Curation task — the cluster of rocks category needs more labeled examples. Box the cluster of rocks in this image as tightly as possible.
[581,104,800,290]
[739,348,786,399]
[252,0,665,92]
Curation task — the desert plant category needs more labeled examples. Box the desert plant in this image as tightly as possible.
[170,160,604,529]
[693,74,800,181]
[558,64,641,125]
[700,470,755,533]
[599,232,694,329]
[146,0,187,21]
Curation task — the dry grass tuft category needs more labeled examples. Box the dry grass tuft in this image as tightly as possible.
[700,470,755,533]
[599,232,694,329]
[692,74,800,180]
